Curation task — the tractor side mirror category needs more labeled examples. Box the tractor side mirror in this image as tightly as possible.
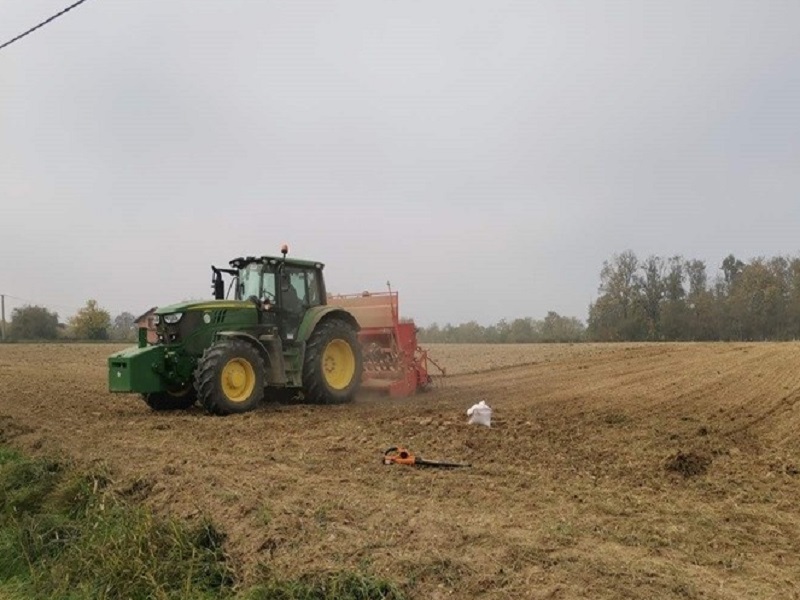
[212,268,224,300]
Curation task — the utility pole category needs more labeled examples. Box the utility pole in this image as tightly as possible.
[1,294,5,341]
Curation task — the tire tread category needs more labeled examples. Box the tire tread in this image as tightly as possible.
[195,339,265,415]
[302,319,362,404]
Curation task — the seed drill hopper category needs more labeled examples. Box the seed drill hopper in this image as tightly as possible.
[328,289,445,396]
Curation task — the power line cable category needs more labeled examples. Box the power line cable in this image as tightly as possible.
[0,0,94,53]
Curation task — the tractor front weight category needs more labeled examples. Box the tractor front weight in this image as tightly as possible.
[108,345,193,395]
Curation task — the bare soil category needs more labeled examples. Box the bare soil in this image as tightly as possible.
[1,342,800,599]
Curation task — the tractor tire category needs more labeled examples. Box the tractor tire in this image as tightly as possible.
[194,339,266,415]
[142,386,196,411]
[302,319,362,404]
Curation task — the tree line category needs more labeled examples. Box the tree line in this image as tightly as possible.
[2,300,137,342]
[418,312,586,343]
[418,251,800,343]
[588,251,800,341]
[6,251,800,343]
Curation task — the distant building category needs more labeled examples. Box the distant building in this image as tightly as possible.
[134,307,158,344]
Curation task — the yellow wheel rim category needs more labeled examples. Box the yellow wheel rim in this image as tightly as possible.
[322,339,356,390]
[221,358,256,402]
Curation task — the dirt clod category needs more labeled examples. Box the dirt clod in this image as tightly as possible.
[666,451,712,478]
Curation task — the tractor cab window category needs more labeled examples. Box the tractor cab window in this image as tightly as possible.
[280,270,303,313]
[281,268,323,310]
[306,270,321,306]
[239,264,262,300]
[237,263,277,304]
[261,270,276,302]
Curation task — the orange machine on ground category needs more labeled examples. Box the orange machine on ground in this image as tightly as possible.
[328,289,445,396]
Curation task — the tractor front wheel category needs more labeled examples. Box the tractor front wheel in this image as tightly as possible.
[142,385,196,411]
[302,319,362,404]
[195,339,265,415]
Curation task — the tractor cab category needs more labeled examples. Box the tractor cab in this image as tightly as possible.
[212,254,326,317]
[210,254,328,343]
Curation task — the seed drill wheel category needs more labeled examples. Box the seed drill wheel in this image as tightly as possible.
[142,385,196,411]
[302,319,362,404]
[195,339,265,415]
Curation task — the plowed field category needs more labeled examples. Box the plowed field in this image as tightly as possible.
[1,342,799,599]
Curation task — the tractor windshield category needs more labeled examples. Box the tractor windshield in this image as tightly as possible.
[238,264,262,300]
[236,263,276,301]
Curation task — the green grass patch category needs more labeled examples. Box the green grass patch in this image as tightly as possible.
[0,449,231,599]
[0,446,405,600]
[243,570,405,600]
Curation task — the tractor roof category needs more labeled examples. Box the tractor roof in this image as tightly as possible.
[229,255,324,270]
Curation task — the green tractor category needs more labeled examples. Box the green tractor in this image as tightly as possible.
[108,248,362,415]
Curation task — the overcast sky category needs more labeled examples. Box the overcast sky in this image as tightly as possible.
[1,0,799,326]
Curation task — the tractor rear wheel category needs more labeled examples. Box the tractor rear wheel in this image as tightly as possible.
[142,385,196,411]
[195,339,265,415]
[302,319,362,404]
